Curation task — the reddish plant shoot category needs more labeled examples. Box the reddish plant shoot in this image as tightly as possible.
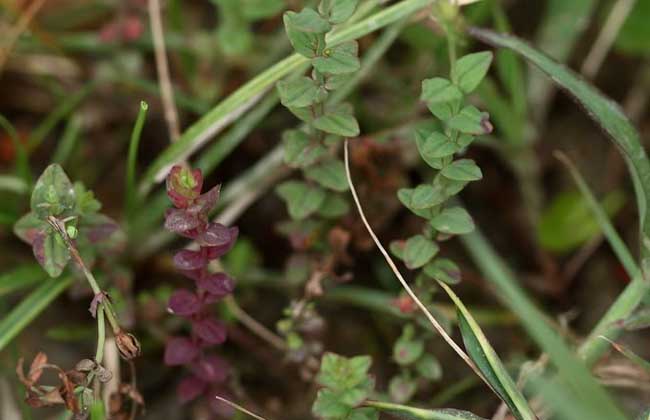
[162,165,237,411]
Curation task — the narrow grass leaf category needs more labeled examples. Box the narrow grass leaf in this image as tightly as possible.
[0,264,45,297]
[366,400,487,420]
[555,151,638,277]
[599,336,650,372]
[470,28,650,259]
[437,281,536,420]
[0,276,74,352]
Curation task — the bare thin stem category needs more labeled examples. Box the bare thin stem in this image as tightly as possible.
[581,0,637,79]
[225,296,287,351]
[148,0,181,142]
[214,395,269,420]
[0,0,47,72]
[343,140,484,380]
[47,217,122,334]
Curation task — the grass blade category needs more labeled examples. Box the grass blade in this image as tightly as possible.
[365,400,487,420]
[0,114,31,184]
[461,227,627,420]
[599,336,650,372]
[468,26,650,368]
[437,282,536,420]
[124,101,149,219]
[52,115,82,165]
[555,151,638,278]
[0,276,74,352]
[137,0,438,195]
[470,28,650,260]
[0,264,45,297]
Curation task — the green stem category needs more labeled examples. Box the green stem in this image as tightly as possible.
[460,227,627,419]
[95,303,106,363]
[137,0,436,196]
[577,274,649,366]
[125,101,149,219]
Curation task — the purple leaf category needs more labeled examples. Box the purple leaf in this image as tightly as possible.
[191,355,229,383]
[164,209,202,234]
[13,212,47,245]
[177,376,207,403]
[193,317,227,345]
[197,223,232,247]
[173,249,206,271]
[189,185,220,216]
[164,337,199,366]
[203,227,239,260]
[197,273,235,298]
[81,214,119,243]
[168,289,202,316]
[31,231,47,268]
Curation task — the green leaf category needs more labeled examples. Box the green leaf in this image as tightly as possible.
[317,353,373,391]
[0,276,74,352]
[304,158,349,192]
[452,52,493,94]
[319,0,359,24]
[415,354,442,381]
[557,152,637,277]
[421,77,463,105]
[397,188,436,218]
[35,231,71,277]
[13,212,47,244]
[346,408,379,420]
[288,8,331,33]
[389,375,417,403]
[438,282,537,420]
[365,400,488,420]
[463,227,629,420]
[277,77,321,108]
[282,129,327,168]
[441,159,483,182]
[403,234,439,269]
[537,190,625,254]
[30,164,76,219]
[430,207,475,235]
[423,258,462,285]
[74,182,101,215]
[313,388,350,418]
[318,193,350,218]
[411,184,443,209]
[276,181,326,220]
[415,129,458,164]
[313,104,360,137]
[432,175,468,201]
[470,28,650,263]
[312,41,361,74]
[447,106,491,135]
[394,326,424,365]
[283,12,326,57]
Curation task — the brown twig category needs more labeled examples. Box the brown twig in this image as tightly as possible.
[0,0,48,73]
[343,140,489,384]
[147,0,181,143]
